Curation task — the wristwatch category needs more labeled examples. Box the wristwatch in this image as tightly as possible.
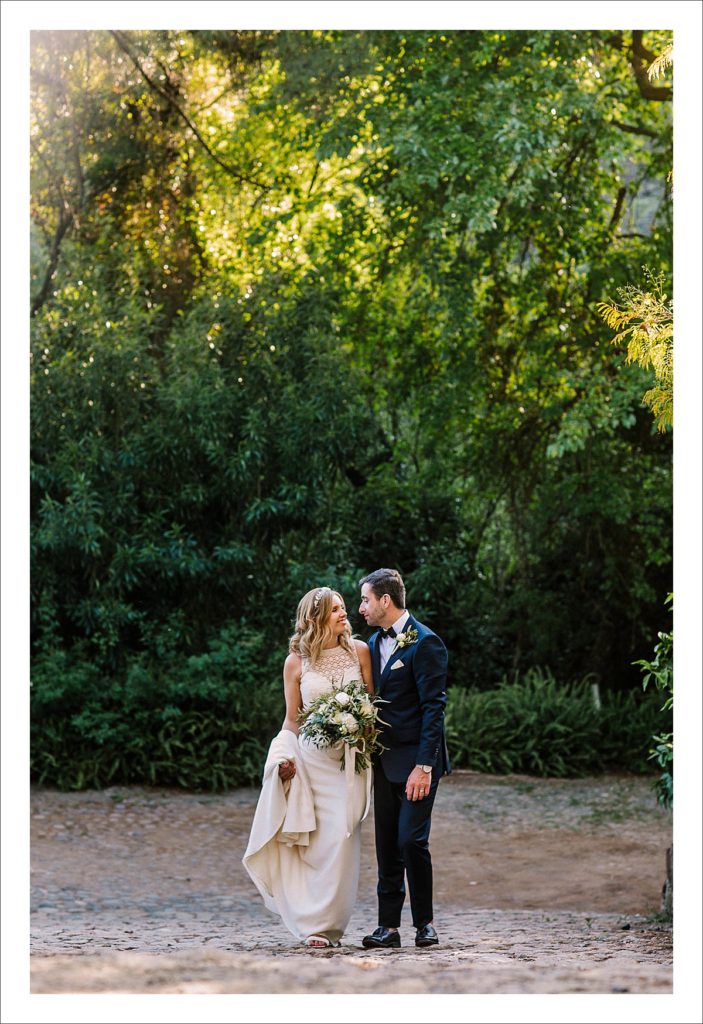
[417,764,432,773]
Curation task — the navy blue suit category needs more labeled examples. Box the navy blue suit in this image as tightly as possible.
[368,613,450,929]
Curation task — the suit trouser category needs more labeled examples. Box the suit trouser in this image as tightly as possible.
[373,759,439,929]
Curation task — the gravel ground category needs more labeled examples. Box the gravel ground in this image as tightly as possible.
[29,770,672,995]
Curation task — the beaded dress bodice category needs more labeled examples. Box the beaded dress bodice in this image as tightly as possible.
[300,644,361,708]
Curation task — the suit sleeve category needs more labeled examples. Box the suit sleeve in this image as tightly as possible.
[413,633,448,768]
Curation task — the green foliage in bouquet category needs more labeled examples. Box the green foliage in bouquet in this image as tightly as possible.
[297,678,388,773]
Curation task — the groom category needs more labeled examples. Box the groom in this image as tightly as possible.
[358,568,450,949]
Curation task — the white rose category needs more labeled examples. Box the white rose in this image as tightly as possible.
[332,711,345,725]
[359,700,374,718]
[334,691,351,706]
[341,713,359,732]
[395,632,406,644]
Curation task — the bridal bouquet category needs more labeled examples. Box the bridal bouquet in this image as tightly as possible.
[298,678,388,773]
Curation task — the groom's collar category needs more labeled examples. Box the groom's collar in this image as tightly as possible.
[375,610,409,639]
[390,610,410,635]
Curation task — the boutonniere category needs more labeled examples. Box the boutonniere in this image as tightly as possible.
[393,626,419,651]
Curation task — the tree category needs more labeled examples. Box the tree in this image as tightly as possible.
[30,29,673,787]
[598,39,674,433]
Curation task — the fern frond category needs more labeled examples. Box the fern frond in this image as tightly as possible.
[648,43,674,82]
[643,386,673,432]
[597,303,633,330]
[598,269,673,433]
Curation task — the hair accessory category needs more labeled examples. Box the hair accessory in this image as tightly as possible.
[313,587,327,610]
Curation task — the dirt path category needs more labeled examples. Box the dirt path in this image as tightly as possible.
[30,771,672,994]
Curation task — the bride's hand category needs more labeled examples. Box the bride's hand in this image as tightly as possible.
[278,759,296,781]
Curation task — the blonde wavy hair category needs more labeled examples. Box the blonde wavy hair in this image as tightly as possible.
[289,586,355,665]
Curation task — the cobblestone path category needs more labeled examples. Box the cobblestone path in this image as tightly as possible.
[30,772,672,994]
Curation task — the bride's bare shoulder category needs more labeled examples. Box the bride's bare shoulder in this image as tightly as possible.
[283,651,303,676]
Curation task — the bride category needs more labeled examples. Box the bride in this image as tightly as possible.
[243,586,373,948]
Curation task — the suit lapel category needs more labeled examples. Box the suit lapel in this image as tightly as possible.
[370,630,382,691]
[380,650,400,691]
[379,613,418,692]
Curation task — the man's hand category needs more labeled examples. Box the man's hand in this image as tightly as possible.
[278,759,296,781]
[405,766,431,801]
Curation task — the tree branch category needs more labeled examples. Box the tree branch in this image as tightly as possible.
[633,31,656,64]
[110,30,271,191]
[610,119,660,140]
[307,160,320,197]
[608,186,627,232]
[31,206,74,316]
[631,31,673,101]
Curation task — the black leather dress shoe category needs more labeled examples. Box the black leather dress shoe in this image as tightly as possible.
[362,926,401,949]
[415,924,439,947]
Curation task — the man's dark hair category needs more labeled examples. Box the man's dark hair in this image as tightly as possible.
[359,568,406,609]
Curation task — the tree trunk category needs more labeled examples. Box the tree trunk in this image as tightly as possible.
[661,844,673,918]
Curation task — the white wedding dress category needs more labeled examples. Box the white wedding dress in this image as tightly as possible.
[243,644,372,943]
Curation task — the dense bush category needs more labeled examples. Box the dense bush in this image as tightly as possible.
[636,593,674,807]
[31,659,668,790]
[31,623,284,790]
[445,667,669,777]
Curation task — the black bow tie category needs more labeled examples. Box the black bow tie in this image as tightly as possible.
[379,626,396,639]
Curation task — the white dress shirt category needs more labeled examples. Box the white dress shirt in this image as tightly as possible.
[379,611,410,673]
